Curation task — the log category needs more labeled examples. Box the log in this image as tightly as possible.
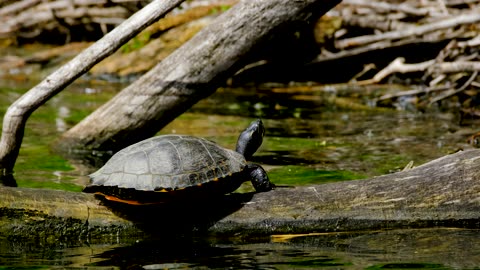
[56,0,341,159]
[1,149,480,243]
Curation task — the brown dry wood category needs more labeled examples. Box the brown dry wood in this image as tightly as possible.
[356,57,480,85]
[313,34,460,64]
[1,149,479,242]
[427,71,478,104]
[56,0,341,156]
[0,0,185,176]
[434,61,480,73]
[375,86,451,102]
[3,6,127,30]
[0,0,40,17]
[342,0,440,16]
[356,57,435,85]
[342,14,414,32]
[0,0,142,38]
[335,13,480,50]
[311,0,480,74]
[312,0,480,91]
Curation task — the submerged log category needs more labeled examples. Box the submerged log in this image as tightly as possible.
[1,149,479,243]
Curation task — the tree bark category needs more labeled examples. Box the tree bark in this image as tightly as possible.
[1,149,480,243]
[0,0,185,176]
[56,0,341,159]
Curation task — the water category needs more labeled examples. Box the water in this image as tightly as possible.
[1,78,479,268]
[2,228,480,269]
[2,82,473,189]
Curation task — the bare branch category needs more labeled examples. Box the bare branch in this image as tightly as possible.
[0,0,186,175]
[0,0,40,16]
[357,57,435,85]
[343,0,441,17]
[428,71,478,104]
[435,61,480,73]
[336,13,480,50]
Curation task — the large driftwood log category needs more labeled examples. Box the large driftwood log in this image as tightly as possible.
[1,149,479,243]
[0,0,185,176]
[56,0,341,158]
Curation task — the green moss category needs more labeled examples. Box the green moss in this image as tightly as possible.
[14,143,80,191]
[210,5,231,14]
[17,146,72,171]
[16,179,82,192]
[285,257,350,268]
[121,32,152,53]
[357,152,413,175]
[269,165,365,186]
[264,137,327,152]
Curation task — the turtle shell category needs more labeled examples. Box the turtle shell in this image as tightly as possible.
[84,135,247,203]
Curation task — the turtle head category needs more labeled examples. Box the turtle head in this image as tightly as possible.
[235,119,265,160]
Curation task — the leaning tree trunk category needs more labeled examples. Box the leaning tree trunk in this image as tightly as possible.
[1,149,479,242]
[56,0,341,158]
[0,0,186,176]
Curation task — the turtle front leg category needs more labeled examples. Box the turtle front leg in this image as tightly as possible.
[246,163,275,192]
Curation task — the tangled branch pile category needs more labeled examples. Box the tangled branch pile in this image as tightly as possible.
[317,0,480,105]
[2,0,480,98]
[0,0,149,43]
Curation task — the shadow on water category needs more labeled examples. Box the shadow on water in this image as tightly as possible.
[86,238,258,269]
[0,228,471,269]
[85,238,351,269]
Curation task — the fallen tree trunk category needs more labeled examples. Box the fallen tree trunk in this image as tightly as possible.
[1,149,479,243]
[56,0,341,159]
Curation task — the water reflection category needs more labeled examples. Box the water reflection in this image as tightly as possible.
[1,228,478,269]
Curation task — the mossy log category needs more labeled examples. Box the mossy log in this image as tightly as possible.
[1,149,479,243]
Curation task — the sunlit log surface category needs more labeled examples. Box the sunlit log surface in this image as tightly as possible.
[1,149,479,243]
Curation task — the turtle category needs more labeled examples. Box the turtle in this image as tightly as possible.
[83,119,275,205]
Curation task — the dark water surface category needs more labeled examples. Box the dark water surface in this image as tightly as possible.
[1,78,479,269]
[1,228,479,269]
